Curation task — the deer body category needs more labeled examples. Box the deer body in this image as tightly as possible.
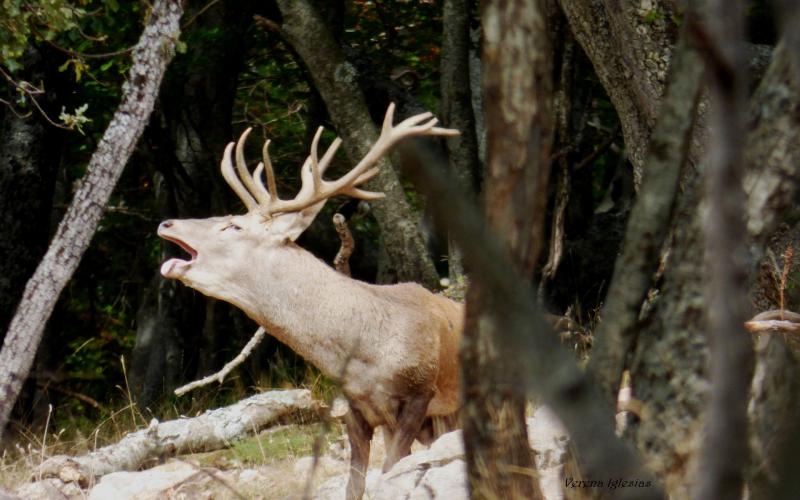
[158,106,462,500]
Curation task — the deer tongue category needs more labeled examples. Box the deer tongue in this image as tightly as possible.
[161,258,190,277]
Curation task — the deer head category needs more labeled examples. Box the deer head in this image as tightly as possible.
[157,104,457,302]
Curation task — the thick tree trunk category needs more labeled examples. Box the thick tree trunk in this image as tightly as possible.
[130,0,253,407]
[0,0,183,441]
[558,0,679,186]
[272,0,440,289]
[460,1,553,498]
[0,49,64,336]
[742,44,800,500]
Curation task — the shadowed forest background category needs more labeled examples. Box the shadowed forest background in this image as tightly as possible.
[2,0,800,498]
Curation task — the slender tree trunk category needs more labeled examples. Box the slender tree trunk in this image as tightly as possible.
[461,1,553,498]
[693,1,752,497]
[270,0,440,289]
[440,0,481,280]
[0,0,183,440]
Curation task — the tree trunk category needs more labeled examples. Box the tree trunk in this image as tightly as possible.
[0,48,64,336]
[0,0,183,441]
[557,0,679,187]
[440,0,481,280]
[461,1,553,498]
[693,1,752,497]
[271,0,440,289]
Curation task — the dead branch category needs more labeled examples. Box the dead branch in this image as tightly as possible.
[37,390,317,481]
[174,327,267,396]
[332,213,354,277]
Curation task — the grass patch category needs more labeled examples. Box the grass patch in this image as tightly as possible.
[191,423,342,469]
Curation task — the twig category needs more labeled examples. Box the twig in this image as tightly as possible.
[174,327,267,396]
[575,124,621,170]
[41,38,135,59]
[332,213,354,276]
[35,382,104,411]
[182,0,220,29]
[0,66,75,130]
[253,14,290,40]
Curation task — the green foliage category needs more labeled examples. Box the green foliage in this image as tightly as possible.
[0,0,84,71]
[643,9,663,24]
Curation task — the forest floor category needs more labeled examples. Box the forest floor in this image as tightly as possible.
[0,419,413,499]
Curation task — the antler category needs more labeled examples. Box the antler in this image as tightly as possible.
[220,103,459,217]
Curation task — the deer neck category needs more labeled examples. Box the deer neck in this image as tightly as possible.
[224,244,369,379]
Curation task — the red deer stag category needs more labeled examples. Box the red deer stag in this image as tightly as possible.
[157,104,463,500]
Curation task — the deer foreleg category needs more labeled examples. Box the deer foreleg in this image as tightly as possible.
[345,403,374,500]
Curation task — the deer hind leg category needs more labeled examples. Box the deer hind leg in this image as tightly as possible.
[345,404,374,500]
[382,392,434,473]
[416,412,459,446]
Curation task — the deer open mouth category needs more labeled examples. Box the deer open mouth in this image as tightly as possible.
[159,235,198,277]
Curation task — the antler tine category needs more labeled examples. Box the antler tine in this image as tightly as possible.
[252,163,272,204]
[234,128,271,206]
[309,127,324,194]
[261,139,279,202]
[221,140,258,211]
[318,137,342,176]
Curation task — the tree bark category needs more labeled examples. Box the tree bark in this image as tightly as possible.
[742,44,800,500]
[0,0,183,441]
[557,0,679,187]
[271,0,440,289]
[460,1,553,498]
[440,0,481,280]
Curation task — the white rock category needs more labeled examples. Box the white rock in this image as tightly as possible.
[15,479,71,500]
[314,468,382,500]
[88,461,200,500]
[316,405,571,500]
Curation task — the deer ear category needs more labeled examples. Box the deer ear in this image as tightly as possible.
[269,200,326,241]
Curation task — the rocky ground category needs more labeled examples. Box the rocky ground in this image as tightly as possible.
[4,402,570,500]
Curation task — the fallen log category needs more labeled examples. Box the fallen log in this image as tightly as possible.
[36,389,318,485]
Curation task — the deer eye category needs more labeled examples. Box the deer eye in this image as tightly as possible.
[222,223,242,232]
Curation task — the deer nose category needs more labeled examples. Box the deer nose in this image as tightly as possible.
[159,220,174,231]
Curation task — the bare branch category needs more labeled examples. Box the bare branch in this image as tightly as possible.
[332,213,354,277]
[174,327,267,397]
